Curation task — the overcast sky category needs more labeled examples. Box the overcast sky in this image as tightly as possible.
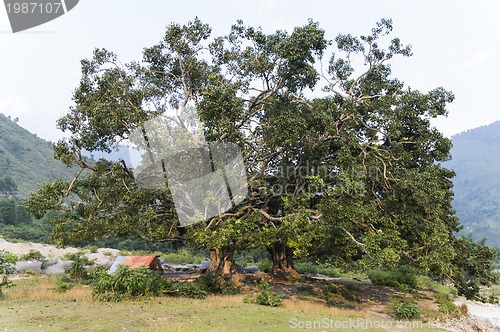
[1,0,499,142]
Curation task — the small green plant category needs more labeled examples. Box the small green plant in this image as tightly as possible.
[19,250,51,270]
[166,282,207,299]
[434,293,457,314]
[0,251,15,274]
[255,259,272,273]
[393,299,421,320]
[86,246,99,254]
[103,251,112,257]
[196,272,239,295]
[245,279,285,307]
[2,252,18,264]
[20,250,45,261]
[64,252,94,282]
[295,261,341,278]
[54,276,75,292]
[0,276,13,299]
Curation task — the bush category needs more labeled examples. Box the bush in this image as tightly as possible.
[55,276,75,292]
[196,272,239,295]
[64,252,94,282]
[0,251,15,274]
[393,300,421,320]
[161,249,206,264]
[295,261,341,278]
[368,267,417,290]
[245,279,285,307]
[0,276,13,299]
[20,250,45,261]
[166,282,207,299]
[91,265,168,301]
[255,259,272,273]
[2,252,18,264]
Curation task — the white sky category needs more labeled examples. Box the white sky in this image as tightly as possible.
[1,0,499,142]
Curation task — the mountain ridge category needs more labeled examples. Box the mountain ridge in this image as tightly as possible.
[0,113,74,197]
[445,120,500,248]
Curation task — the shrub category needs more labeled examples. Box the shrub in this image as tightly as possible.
[2,252,18,264]
[19,250,51,270]
[393,300,421,320]
[368,267,417,290]
[295,261,341,278]
[161,249,206,264]
[64,252,94,282]
[166,282,207,299]
[55,276,75,292]
[20,250,45,261]
[0,276,13,299]
[245,279,285,307]
[0,251,15,274]
[196,272,239,295]
[91,265,168,301]
[255,259,272,273]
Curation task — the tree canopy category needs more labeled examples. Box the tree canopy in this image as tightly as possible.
[26,18,496,299]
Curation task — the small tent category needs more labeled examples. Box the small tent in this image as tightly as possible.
[109,256,164,273]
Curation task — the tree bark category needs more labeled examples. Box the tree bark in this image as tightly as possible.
[209,247,234,275]
[268,242,299,278]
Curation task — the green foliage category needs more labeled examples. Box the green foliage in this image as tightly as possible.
[367,267,417,290]
[393,299,421,320]
[63,252,94,282]
[195,272,238,295]
[295,261,341,278]
[160,249,206,264]
[452,235,498,300]
[0,276,13,299]
[19,250,52,270]
[434,293,457,314]
[0,251,15,274]
[25,17,497,288]
[0,176,17,195]
[91,265,168,301]
[416,275,457,297]
[255,259,272,273]
[54,276,75,292]
[245,279,285,307]
[20,250,45,261]
[1,251,18,264]
[166,282,207,299]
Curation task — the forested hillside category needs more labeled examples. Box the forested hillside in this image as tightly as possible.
[0,113,74,197]
[446,121,500,248]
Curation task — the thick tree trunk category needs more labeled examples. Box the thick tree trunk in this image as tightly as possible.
[209,247,234,275]
[268,242,299,278]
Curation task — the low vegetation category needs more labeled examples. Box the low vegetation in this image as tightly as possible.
[244,279,285,307]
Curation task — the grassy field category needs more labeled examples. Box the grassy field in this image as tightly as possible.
[0,275,448,332]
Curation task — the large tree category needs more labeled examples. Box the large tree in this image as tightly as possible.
[27,18,496,294]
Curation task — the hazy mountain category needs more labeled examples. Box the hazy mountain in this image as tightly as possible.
[0,113,74,197]
[446,121,500,248]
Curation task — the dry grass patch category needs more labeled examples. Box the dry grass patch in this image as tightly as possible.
[5,275,91,301]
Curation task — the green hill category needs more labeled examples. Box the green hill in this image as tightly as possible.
[446,121,500,248]
[0,113,74,197]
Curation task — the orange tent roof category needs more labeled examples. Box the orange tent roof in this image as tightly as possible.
[122,256,157,268]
